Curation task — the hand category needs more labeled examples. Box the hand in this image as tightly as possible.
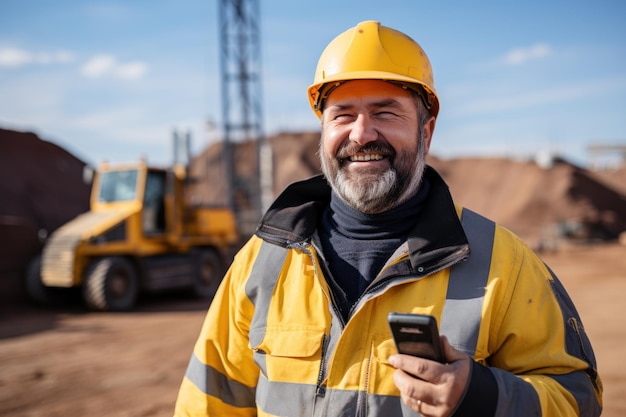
[388,336,471,417]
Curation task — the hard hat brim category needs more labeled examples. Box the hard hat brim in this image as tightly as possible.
[308,71,439,118]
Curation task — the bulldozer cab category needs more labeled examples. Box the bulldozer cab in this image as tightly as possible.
[92,162,169,237]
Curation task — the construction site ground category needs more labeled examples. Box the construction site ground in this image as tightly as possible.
[0,241,623,417]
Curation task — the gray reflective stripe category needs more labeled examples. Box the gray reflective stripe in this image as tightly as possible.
[253,350,267,377]
[440,208,495,357]
[245,242,289,347]
[256,375,318,416]
[184,353,256,408]
[551,373,602,416]
[490,367,541,416]
[255,376,420,417]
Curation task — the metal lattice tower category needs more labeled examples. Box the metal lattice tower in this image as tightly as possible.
[219,0,270,235]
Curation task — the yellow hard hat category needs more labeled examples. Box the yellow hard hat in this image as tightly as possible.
[308,20,439,118]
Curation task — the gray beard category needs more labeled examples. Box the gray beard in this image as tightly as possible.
[320,131,427,214]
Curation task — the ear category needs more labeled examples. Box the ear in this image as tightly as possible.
[422,117,436,155]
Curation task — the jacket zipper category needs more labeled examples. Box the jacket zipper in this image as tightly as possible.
[316,334,330,397]
[292,241,344,397]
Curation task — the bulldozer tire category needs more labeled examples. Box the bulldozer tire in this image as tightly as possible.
[83,257,138,311]
[24,254,74,306]
[25,254,48,304]
[192,248,223,299]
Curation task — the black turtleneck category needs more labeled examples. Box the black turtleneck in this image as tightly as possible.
[318,179,430,317]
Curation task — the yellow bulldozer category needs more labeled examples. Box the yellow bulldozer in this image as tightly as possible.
[26,157,240,311]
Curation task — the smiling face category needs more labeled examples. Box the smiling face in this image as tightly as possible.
[320,79,435,214]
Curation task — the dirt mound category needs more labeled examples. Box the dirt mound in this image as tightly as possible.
[0,128,91,303]
[428,156,626,245]
[589,166,626,196]
[188,131,321,205]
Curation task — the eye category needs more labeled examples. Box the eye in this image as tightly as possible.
[333,113,354,122]
[374,111,397,119]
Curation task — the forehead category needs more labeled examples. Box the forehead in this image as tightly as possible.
[326,79,412,105]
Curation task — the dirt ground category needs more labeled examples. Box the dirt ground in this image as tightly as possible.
[0,242,624,417]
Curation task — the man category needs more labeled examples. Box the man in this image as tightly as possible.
[174,21,602,416]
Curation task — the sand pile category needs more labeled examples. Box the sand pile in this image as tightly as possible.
[429,156,626,245]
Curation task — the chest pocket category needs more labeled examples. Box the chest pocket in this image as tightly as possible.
[245,242,326,383]
[249,325,326,387]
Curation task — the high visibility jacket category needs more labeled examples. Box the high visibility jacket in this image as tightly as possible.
[174,167,602,417]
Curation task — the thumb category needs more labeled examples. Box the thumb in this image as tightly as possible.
[441,335,467,363]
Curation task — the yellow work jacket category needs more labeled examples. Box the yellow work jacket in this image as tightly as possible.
[174,168,602,417]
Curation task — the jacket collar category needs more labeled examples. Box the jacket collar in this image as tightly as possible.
[255,166,470,272]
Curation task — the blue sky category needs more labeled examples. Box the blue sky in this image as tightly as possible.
[1,1,625,168]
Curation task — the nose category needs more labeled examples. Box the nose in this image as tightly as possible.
[349,113,378,145]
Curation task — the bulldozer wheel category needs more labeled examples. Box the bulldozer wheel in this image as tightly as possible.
[83,257,138,311]
[25,254,48,304]
[24,254,75,306]
[193,249,223,299]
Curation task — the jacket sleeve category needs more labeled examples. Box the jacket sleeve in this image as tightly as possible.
[174,239,262,417]
[464,231,603,416]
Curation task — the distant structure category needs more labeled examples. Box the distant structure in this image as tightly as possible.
[218,0,270,235]
[587,142,626,170]
[535,149,559,169]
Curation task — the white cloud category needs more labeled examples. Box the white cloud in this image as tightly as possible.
[503,44,552,66]
[114,61,148,80]
[0,47,75,68]
[81,54,115,77]
[81,54,147,80]
[0,48,30,67]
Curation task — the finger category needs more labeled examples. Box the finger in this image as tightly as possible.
[393,368,429,403]
[389,353,445,383]
[401,395,430,416]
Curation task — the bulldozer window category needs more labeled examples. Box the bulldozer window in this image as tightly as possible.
[99,170,139,202]
[143,171,166,234]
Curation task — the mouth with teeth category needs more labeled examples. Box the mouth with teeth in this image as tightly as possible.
[339,152,393,175]
[349,153,385,162]
[340,144,394,166]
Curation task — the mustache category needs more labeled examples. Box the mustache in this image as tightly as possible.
[336,140,396,160]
